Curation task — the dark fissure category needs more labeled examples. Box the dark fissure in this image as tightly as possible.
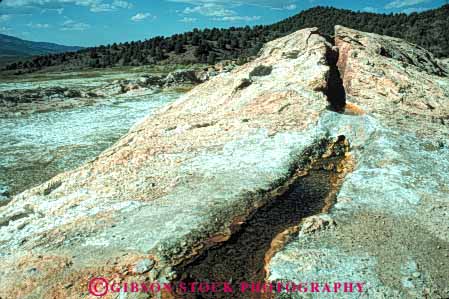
[324,47,346,112]
[172,148,350,299]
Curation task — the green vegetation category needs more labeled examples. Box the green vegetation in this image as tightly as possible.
[3,5,449,74]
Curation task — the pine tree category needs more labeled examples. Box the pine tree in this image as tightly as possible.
[207,52,217,65]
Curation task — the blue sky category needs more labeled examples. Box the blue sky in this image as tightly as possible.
[0,0,446,47]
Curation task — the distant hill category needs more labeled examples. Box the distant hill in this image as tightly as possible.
[0,34,83,66]
[2,5,448,74]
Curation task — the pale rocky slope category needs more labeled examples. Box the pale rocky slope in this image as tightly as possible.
[0,26,448,299]
[0,28,344,298]
[267,26,449,298]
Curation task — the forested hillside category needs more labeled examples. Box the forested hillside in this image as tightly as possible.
[3,5,449,74]
[0,34,83,66]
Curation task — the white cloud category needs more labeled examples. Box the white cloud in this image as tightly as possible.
[179,17,197,23]
[60,19,90,31]
[27,22,51,28]
[2,0,133,13]
[40,8,65,14]
[90,3,115,12]
[401,6,429,13]
[213,15,261,22]
[169,0,298,10]
[363,6,379,13]
[0,15,12,22]
[384,0,431,9]
[183,3,236,17]
[179,1,262,22]
[272,4,297,11]
[131,12,155,22]
[283,4,296,10]
[113,0,133,9]
[0,26,13,34]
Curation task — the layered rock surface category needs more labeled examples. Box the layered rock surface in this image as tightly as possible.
[0,28,344,298]
[1,26,448,299]
[267,26,449,298]
[336,26,449,137]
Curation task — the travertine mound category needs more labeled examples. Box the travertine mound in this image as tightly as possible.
[268,26,449,298]
[0,28,341,298]
[336,25,449,129]
[1,25,448,299]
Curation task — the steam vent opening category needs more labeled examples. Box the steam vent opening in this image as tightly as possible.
[173,136,353,299]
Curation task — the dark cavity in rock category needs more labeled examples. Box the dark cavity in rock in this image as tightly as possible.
[324,47,346,112]
[173,139,351,299]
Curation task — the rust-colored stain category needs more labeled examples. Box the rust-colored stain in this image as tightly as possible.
[344,102,366,116]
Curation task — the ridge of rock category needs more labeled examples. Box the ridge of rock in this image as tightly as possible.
[267,26,449,298]
[1,25,448,298]
[336,25,449,137]
[0,28,342,298]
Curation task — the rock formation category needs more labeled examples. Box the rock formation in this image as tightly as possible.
[0,28,345,298]
[267,26,449,298]
[336,26,449,137]
[0,26,448,299]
